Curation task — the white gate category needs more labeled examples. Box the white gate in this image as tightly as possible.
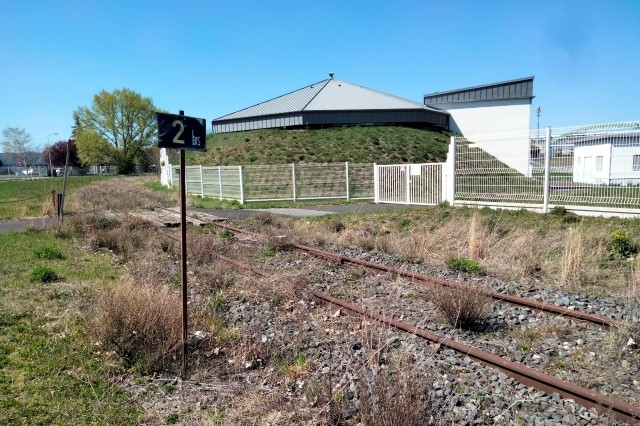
[374,163,445,205]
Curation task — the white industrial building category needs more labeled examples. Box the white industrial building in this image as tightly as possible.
[572,132,640,185]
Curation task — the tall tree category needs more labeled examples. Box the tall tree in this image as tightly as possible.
[73,88,157,174]
[43,140,81,168]
[1,126,32,167]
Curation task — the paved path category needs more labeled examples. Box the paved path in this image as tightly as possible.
[0,203,413,233]
[0,216,60,233]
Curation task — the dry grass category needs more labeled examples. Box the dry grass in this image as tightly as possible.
[185,231,223,266]
[468,211,483,259]
[357,369,434,426]
[561,226,584,288]
[94,282,182,373]
[228,272,308,305]
[67,176,176,214]
[79,216,152,260]
[126,244,178,288]
[287,207,640,297]
[625,256,640,323]
[429,284,492,330]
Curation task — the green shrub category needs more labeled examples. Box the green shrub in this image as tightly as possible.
[549,206,580,223]
[29,266,61,283]
[263,247,276,257]
[550,206,568,216]
[607,230,638,259]
[219,229,234,239]
[446,256,485,274]
[33,245,64,260]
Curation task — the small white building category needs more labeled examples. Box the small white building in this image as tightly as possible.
[573,132,640,185]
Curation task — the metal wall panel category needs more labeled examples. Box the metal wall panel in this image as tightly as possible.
[213,109,448,133]
[424,77,534,105]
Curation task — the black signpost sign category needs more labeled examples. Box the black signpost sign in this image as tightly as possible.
[156,110,206,377]
[157,112,206,151]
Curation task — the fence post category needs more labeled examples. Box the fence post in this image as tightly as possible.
[218,166,223,200]
[291,163,297,202]
[446,136,456,206]
[199,165,204,197]
[238,165,244,204]
[373,163,379,203]
[405,164,411,204]
[345,161,350,201]
[542,127,552,213]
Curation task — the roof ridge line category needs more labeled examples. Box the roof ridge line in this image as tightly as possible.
[301,79,331,111]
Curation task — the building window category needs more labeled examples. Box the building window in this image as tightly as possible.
[634,155,640,171]
[596,156,603,172]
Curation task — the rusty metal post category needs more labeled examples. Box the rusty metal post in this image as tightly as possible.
[178,110,189,378]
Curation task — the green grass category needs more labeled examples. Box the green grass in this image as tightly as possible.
[181,126,450,166]
[0,176,115,221]
[0,230,140,425]
[28,265,61,283]
[445,256,485,274]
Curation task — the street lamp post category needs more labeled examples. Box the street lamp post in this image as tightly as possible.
[47,133,58,175]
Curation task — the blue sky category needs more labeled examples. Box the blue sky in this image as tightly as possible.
[1,0,639,150]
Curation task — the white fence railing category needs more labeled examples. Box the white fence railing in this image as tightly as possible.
[164,162,374,204]
[375,163,444,205]
[159,121,640,216]
[454,121,640,214]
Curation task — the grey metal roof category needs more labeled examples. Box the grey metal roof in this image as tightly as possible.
[216,77,440,121]
[215,79,329,120]
[424,76,534,104]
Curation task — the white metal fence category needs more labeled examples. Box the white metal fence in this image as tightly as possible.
[166,162,374,203]
[0,165,118,179]
[374,163,445,205]
[159,121,640,216]
[454,121,640,214]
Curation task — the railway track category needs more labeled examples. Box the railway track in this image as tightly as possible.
[204,220,624,329]
[205,248,640,425]
[147,208,640,423]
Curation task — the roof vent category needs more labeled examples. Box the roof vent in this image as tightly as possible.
[329,72,334,79]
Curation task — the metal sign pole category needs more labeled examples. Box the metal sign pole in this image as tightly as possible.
[178,110,189,377]
[155,108,205,378]
[60,139,71,224]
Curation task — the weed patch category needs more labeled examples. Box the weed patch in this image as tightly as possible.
[94,282,182,373]
[357,369,435,425]
[219,229,234,239]
[29,265,61,283]
[446,256,485,275]
[33,245,64,260]
[608,229,638,260]
[429,284,492,330]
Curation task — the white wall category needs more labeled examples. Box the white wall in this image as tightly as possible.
[574,142,640,185]
[435,99,533,175]
[573,144,612,184]
[609,145,640,184]
[442,99,532,138]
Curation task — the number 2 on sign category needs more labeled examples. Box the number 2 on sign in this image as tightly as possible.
[172,120,185,144]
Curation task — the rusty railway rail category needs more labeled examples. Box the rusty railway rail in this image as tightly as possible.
[204,248,640,425]
[205,220,624,328]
